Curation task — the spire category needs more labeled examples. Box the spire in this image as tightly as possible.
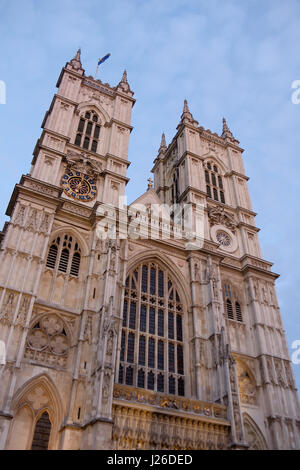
[221,117,235,141]
[158,132,167,153]
[178,99,198,127]
[68,48,83,72]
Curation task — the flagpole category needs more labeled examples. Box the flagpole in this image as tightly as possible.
[94,61,100,80]
[94,53,111,80]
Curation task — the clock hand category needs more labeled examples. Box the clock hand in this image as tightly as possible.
[75,177,84,192]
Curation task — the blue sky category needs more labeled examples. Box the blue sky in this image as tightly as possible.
[1,0,300,391]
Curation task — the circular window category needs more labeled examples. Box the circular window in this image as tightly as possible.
[216,231,231,247]
[210,224,238,253]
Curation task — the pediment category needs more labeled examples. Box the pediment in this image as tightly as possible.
[130,189,163,207]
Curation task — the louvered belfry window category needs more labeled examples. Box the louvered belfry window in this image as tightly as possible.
[119,262,185,396]
[45,235,81,277]
[205,161,225,203]
[224,283,243,322]
[74,110,101,153]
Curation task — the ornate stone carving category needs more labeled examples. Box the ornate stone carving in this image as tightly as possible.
[15,296,30,327]
[208,206,237,231]
[25,313,70,367]
[26,181,58,196]
[112,399,229,450]
[244,418,267,450]
[14,205,26,226]
[0,292,15,325]
[102,367,112,404]
[62,202,91,217]
[274,358,286,388]
[284,361,295,389]
[266,357,275,384]
[39,213,51,233]
[113,384,227,419]
[25,209,39,232]
[236,360,257,405]
[64,150,103,179]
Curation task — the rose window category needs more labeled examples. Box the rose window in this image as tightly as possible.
[216,231,231,247]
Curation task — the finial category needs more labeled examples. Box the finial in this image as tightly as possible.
[121,69,128,83]
[69,48,83,71]
[179,99,198,127]
[158,132,167,153]
[183,99,189,113]
[147,177,153,189]
[75,48,81,61]
[117,69,132,94]
[221,117,234,140]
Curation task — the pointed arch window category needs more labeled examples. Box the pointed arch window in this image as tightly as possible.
[205,161,225,203]
[46,244,58,269]
[74,110,101,153]
[45,234,81,277]
[224,283,243,322]
[31,411,51,450]
[119,262,185,396]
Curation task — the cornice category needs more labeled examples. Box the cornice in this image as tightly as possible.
[104,117,134,132]
[55,93,79,107]
[6,175,62,216]
[105,153,131,168]
[101,169,130,183]
[225,170,249,181]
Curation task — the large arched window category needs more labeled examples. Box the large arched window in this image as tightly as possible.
[118,262,185,396]
[204,161,225,204]
[31,411,51,450]
[46,234,81,277]
[74,110,101,153]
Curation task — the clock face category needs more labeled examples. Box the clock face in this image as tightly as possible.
[61,171,97,202]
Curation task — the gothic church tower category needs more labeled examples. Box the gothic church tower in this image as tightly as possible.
[0,51,298,450]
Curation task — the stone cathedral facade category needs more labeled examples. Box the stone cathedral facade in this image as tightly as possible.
[0,50,299,450]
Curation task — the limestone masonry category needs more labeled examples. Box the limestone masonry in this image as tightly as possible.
[0,50,299,450]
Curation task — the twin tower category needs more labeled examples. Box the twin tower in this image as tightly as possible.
[0,50,298,450]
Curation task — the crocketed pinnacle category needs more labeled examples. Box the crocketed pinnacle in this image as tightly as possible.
[221,117,234,140]
[158,132,167,153]
[117,69,132,93]
[69,48,83,71]
[121,70,128,83]
[179,99,198,127]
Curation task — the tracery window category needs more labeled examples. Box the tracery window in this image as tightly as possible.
[118,262,185,396]
[204,161,225,204]
[31,411,51,450]
[74,110,101,153]
[224,283,243,322]
[46,234,81,277]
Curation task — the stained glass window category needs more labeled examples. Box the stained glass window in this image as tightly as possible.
[118,262,185,396]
